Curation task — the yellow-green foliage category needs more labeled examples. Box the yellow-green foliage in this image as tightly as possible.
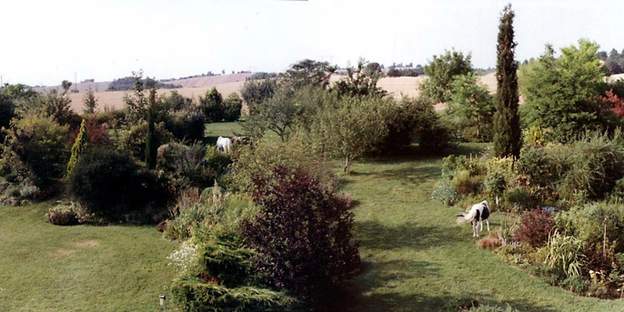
[523,126,552,147]
[171,278,298,311]
[230,135,332,192]
[66,119,88,178]
[484,157,515,203]
[543,232,585,279]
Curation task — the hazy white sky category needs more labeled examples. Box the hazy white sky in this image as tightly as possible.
[1,0,623,86]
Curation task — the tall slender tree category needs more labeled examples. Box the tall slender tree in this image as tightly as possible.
[145,88,157,169]
[493,4,521,158]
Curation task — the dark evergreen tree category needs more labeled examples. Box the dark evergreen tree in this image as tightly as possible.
[493,4,521,158]
[145,88,157,169]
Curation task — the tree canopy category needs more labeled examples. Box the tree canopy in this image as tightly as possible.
[520,39,609,141]
[421,50,473,102]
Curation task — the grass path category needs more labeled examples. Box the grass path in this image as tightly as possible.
[0,203,176,311]
[340,152,624,312]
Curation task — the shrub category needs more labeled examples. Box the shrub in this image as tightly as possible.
[431,179,459,206]
[556,202,624,253]
[503,187,535,211]
[166,191,291,311]
[477,232,504,250]
[165,188,257,241]
[171,278,297,312]
[69,147,170,221]
[517,146,565,188]
[441,155,486,179]
[452,169,483,196]
[557,135,624,201]
[374,96,449,154]
[609,177,624,201]
[523,126,553,147]
[230,136,331,192]
[484,157,514,204]
[223,93,242,122]
[513,210,554,247]
[81,117,111,145]
[165,109,206,142]
[204,147,233,178]
[199,88,224,122]
[157,143,216,192]
[121,122,174,161]
[242,166,360,300]
[47,202,79,226]
[6,116,69,189]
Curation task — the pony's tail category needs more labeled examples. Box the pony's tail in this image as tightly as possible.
[457,207,477,223]
[456,212,471,224]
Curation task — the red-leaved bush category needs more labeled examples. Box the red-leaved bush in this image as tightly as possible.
[602,90,624,118]
[242,166,360,301]
[69,118,111,146]
[513,209,555,247]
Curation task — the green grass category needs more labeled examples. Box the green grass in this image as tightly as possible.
[336,146,624,312]
[205,121,243,138]
[0,203,176,312]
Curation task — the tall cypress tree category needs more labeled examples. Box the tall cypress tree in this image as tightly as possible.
[493,4,521,158]
[145,88,157,169]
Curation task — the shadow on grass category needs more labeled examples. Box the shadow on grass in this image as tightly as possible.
[361,143,489,164]
[329,290,558,312]
[372,165,441,185]
[355,220,464,251]
[339,165,441,190]
[320,220,560,311]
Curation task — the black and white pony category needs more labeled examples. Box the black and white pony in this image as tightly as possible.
[457,200,490,237]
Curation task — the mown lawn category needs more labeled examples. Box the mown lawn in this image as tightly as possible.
[338,145,624,312]
[0,203,176,312]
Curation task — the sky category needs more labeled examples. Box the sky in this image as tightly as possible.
[1,0,623,86]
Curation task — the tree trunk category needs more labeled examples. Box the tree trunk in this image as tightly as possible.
[343,156,351,175]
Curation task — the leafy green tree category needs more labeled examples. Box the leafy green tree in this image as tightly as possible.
[520,39,608,141]
[493,4,522,158]
[8,116,69,188]
[281,59,335,90]
[421,50,473,102]
[83,89,98,114]
[124,71,149,123]
[332,59,387,98]
[223,93,242,122]
[199,87,224,122]
[245,88,300,142]
[311,96,389,174]
[40,89,74,126]
[162,90,191,112]
[447,73,496,142]
[0,84,37,132]
[241,79,277,114]
[61,80,72,94]
[66,119,88,178]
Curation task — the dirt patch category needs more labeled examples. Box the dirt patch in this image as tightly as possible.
[73,239,99,248]
[51,248,76,258]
